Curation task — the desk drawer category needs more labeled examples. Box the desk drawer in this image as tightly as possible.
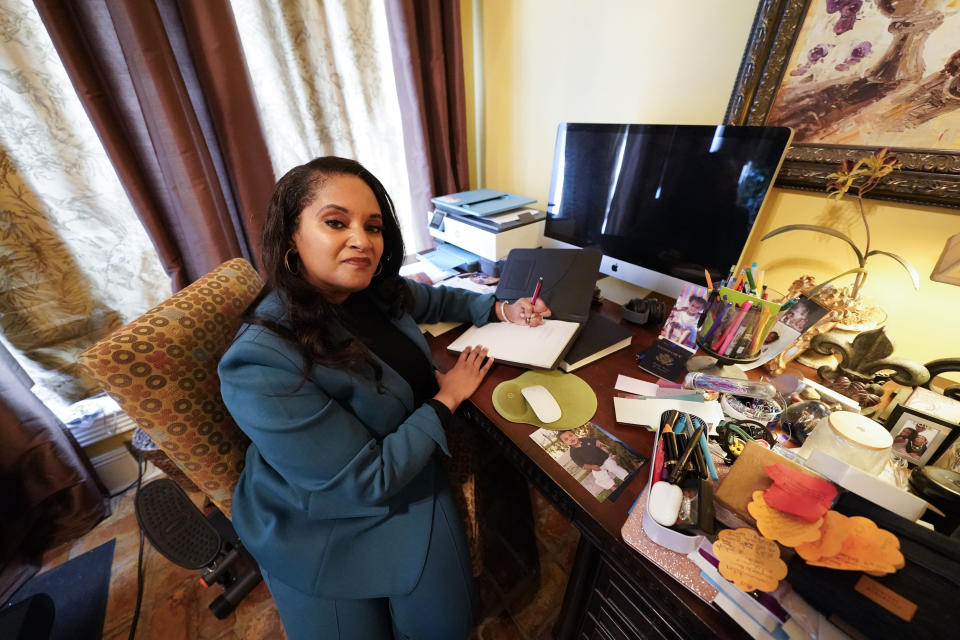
[578,557,671,640]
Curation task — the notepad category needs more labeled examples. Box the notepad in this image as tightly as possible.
[447,319,580,369]
[558,313,633,372]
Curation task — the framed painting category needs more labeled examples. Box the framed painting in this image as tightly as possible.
[726,0,960,209]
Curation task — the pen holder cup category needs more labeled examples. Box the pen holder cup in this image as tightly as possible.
[689,290,781,378]
[642,411,708,553]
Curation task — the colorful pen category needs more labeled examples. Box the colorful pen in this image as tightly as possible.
[701,298,730,345]
[715,300,753,355]
[652,434,666,483]
[530,276,544,305]
[670,424,705,484]
[704,269,714,292]
[674,413,687,435]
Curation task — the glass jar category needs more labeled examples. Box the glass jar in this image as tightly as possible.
[798,411,892,475]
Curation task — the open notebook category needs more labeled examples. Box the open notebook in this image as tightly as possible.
[447,319,580,369]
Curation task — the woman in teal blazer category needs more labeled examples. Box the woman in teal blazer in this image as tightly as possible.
[219,157,549,639]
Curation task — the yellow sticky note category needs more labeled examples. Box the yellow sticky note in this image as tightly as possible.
[713,528,788,592]
[808,516,904,574]
[747,491,823,547]
[795,511,851,561]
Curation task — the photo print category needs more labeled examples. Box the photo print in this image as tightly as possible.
[530,422,647,502]
[659,284,708,352]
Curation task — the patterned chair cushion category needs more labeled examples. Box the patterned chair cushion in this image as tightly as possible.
[79,258,262,516]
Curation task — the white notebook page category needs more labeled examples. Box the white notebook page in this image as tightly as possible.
[447,320,580,369]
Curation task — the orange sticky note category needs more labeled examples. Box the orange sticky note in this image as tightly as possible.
[747,491,823,547]
[763,463,837,522]
[808,516,904,574]
[795,511,851,561]
[713,528,788,592]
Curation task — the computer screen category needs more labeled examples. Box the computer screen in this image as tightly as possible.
[542,123,792,298]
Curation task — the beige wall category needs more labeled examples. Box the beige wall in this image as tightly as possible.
[466,0,960,366]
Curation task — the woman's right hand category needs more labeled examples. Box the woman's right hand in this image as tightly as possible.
[433,345,493,412]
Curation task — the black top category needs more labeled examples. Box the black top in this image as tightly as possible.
[340,293,451,425]
[569,437,608,468]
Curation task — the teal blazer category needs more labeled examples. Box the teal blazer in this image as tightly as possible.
[218,281,494,599]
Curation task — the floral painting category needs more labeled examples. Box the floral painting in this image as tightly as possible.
[765,0,960,148]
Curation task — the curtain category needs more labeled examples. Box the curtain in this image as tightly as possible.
[0,331,109,602]
[34,0,276,290]
[230,0,429,252]
[385,0,470,211]
[0,0,169,408]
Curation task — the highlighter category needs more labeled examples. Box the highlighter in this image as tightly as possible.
[715,301,753,356]
[700,299,730,346]
[744,267,756,293]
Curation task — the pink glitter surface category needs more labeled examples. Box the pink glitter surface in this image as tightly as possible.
[621,494,718,604]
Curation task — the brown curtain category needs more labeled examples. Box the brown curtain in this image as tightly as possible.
[33,0,275,290]
[0,344,109,601]
[386,0,470,213]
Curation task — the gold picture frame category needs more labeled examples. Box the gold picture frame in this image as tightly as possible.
[726,0,960,210]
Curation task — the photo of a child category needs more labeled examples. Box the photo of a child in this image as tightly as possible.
[660,284,708,352]
[779,296,830,333]
[530,423,646,502]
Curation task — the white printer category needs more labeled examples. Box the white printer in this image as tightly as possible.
[426,207,546,262]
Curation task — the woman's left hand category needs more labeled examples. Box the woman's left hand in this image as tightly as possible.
[503,297,552,327]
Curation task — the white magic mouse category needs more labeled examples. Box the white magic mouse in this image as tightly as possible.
[520,385,562,423]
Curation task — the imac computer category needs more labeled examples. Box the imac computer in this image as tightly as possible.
[541,123,793,299]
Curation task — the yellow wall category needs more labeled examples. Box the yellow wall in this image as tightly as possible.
[467,0,960,366]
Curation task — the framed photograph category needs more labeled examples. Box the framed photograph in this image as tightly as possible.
[934,437,960,472]
[886,405,959,467]
[726,0,960,209]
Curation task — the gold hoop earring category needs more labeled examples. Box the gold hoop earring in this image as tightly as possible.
[374,262,383,277]
[284,248,298,275]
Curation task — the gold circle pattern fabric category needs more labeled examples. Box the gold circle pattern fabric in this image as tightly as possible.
[78,258,263,516]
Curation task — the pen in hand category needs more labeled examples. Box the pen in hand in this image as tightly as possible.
[527,276,544,324]
[530,276,543,305]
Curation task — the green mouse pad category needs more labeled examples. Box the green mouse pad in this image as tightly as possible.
[492,370,597,430]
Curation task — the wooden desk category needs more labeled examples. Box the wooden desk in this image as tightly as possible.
[429,298,748,639]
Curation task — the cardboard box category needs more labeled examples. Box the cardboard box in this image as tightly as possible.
[714,442,813,524]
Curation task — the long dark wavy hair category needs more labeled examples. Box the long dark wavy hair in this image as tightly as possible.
[252,156,412,382]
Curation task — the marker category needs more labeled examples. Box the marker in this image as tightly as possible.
[733,271,744,292]
[749,305,772,354]
[670,424,706,484]
[701,298,730,345]
[744,267,756,293]
[715,300,753,355]
[530,276,544,305]
[704,269,714,292]
[689,415,719,481]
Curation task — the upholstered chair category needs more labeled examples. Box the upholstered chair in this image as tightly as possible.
[78,258,261,516]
